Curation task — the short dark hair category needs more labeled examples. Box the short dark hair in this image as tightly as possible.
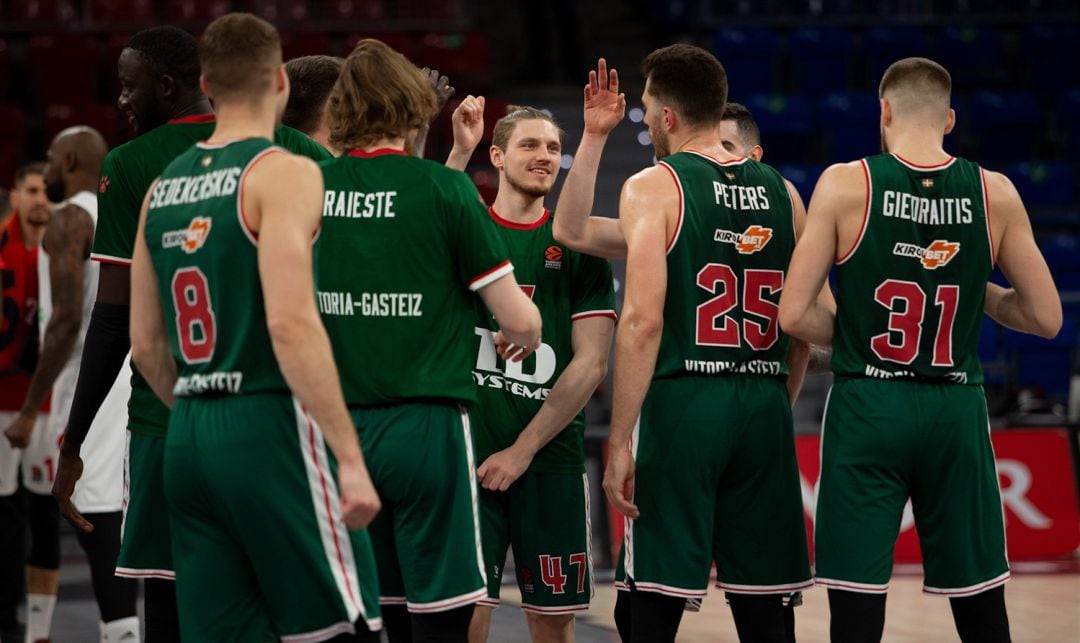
[721,102,760,147]
[126,26,201,92]
[14,162,45,186]
[641,44,727,128]
[199,13,282,103]
[879,57,951,122]
[284,56,344,135]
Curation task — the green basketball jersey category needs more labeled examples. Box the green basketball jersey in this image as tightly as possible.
[145,138,288,398]
[316,149,512,407]
[470,209,616,474]
[655,151,795,380]
[831,153,991,384]
[93,116,331,435]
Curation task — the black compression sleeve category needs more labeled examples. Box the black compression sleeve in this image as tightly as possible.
[62,302,131,451]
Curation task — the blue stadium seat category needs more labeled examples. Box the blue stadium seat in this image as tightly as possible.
[1021,25,1080,94]
[1003,320,1076,399]
[861,26,930,86]
[935,26,1006,88]
[818,91,880,161]
[1007,162,1076,209]
[1055,91,1080,162]
[790,27,854,94]
[775,164,825,205]
[967,91,1039,161]
[745,93,813,164]
[712,28,781,96]
[979,316,1007,385]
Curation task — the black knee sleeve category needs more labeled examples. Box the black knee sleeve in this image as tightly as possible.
[727,593,788,643]
[410,604,475,643]
[144,578,181,643]
[27,492,59,569]
[949,586,1011,643]
[629,588,685,643]
[381,604,412,643]
[75,512,137,622]
[828,588,887,643]
[0,491,26,629]
[614,588,632,641]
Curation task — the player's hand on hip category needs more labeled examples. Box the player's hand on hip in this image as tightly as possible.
[451,95,486,153]
[423,67,456,114]
[603,445,639,518]
[53,444,94,533]
[2,411,34,449]
[337,460,381,530]
[583,58,626,136]
[492,330,538,363]
[477,445,532,492]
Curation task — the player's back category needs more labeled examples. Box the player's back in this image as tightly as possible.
[832,153,991,384]
[317,149,510,407]
[144,138,288,398]
[655,151,796,380]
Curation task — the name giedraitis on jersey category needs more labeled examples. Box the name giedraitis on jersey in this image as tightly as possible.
[317,290,423,317]
[881,190,974,225]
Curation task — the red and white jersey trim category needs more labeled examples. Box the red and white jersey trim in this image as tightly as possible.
[685,149,750,166]
[633,581,709,599]
[114,567,175,580]
[891,153,957,172]
[657,161,684,255]
[406,588,487,613]
[379,596,408,605]
[469,260,514,291]
[836,159,872,265]
[715,579,814,594]
[236,146,288,246]
[571,309,618,322]
[923,570,1010,598]
[519,603,591,614]
[281,621,361,643]
[91,253,132,266]
[980,167,995,267]
[814,577,890,594]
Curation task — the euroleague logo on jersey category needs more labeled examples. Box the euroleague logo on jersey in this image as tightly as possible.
[892,239,960,270]
[544,245,563,270]
[162,217,212,254]
[713,224,773,254]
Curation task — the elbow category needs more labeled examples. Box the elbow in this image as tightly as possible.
[778,305,807,341]
[266,313,308,351]
[621,314,662,343]
[551,221,580,249]
[130,337,153,375]
[1036,307,1064,340]
[502,305,543,344]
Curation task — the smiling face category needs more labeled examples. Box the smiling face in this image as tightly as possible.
[493,118,561,199]
[117,48,169,135]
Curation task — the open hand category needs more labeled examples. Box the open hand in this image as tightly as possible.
[53,445,94,533]
[422,67,456,115]
[451,95,486,154]
[584,58,626,136]
[477,444,533,491]
[603,444,639,518]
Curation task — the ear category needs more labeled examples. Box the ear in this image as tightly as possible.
[663,105,676,133]
[199,74,210,98]
[159,74,176,101]
[276,65,288,93]
[880,98,892,128]
[944,108,956,135]
[64,150,78,174]
[749,145,764,162]
[489,144,503,170]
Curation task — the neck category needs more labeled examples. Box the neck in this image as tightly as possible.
[18,216,45,248]
[885,125,949,164]
[492,185,546,224]
[671,128,739,161]
[205,101,277,144]
[358,137,407,153]
[169,93,214,121]
[64,174,98,200]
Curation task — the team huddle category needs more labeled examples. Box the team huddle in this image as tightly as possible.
[0,10,1062,643]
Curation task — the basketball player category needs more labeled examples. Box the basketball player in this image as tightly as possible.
[51,25,331,641]
[445,100,617,642]
[130,14,382,641]
[17,127,141,642]
[602,45,814,642]
[316,38,541,643]
[779,57,1061,643]
[1,163,58,643]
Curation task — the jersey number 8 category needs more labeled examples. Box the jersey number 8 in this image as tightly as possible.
[171,267,217,364]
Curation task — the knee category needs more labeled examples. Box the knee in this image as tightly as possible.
[523,610,573,632]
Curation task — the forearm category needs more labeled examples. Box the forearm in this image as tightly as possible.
[515,357,606,455]
[609,320,660,448]
[782,302,835,347]
[984,282,1056,336]
[409,124,431,159]
[20,315,80,416]
[270,318,363,465]
[553,133,627,259]
[131,335,176,408]
[61,302,131,453]
[785,338,809,407]
[445,144,476,172]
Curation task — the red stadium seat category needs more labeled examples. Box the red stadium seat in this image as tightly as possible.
[398,0,460,21]
[42,103,120,148]
[26,35,100,107]
[252,0,309,22]
[417,32,490,77]
[88,0,155,25]
[102,34,132,103]
[281,32,332,61]
[343,33,415,59]
[322,0,385,21]
[0,103,26,180]
[166,0,230,22]
[0,39,9,100]
[4,0,77,23]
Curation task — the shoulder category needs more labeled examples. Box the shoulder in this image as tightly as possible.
[252,149,321,183]
[624,163,678,193]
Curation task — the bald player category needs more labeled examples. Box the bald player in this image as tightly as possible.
[14,127,140,642]
[780,57,1061,642]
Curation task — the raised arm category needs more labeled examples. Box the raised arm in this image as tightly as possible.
[445,94,485,171]
[779,162,862,346]
[603,167,674,518]
[552,58,628,259]
[251,153,379,529]
[4,205,94,448]
[477,314,614,491]
[983,170,1061,339]
[409,67,455,159]
[129,180,177,407]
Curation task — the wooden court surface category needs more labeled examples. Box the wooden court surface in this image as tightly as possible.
[499,573,1080,642]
